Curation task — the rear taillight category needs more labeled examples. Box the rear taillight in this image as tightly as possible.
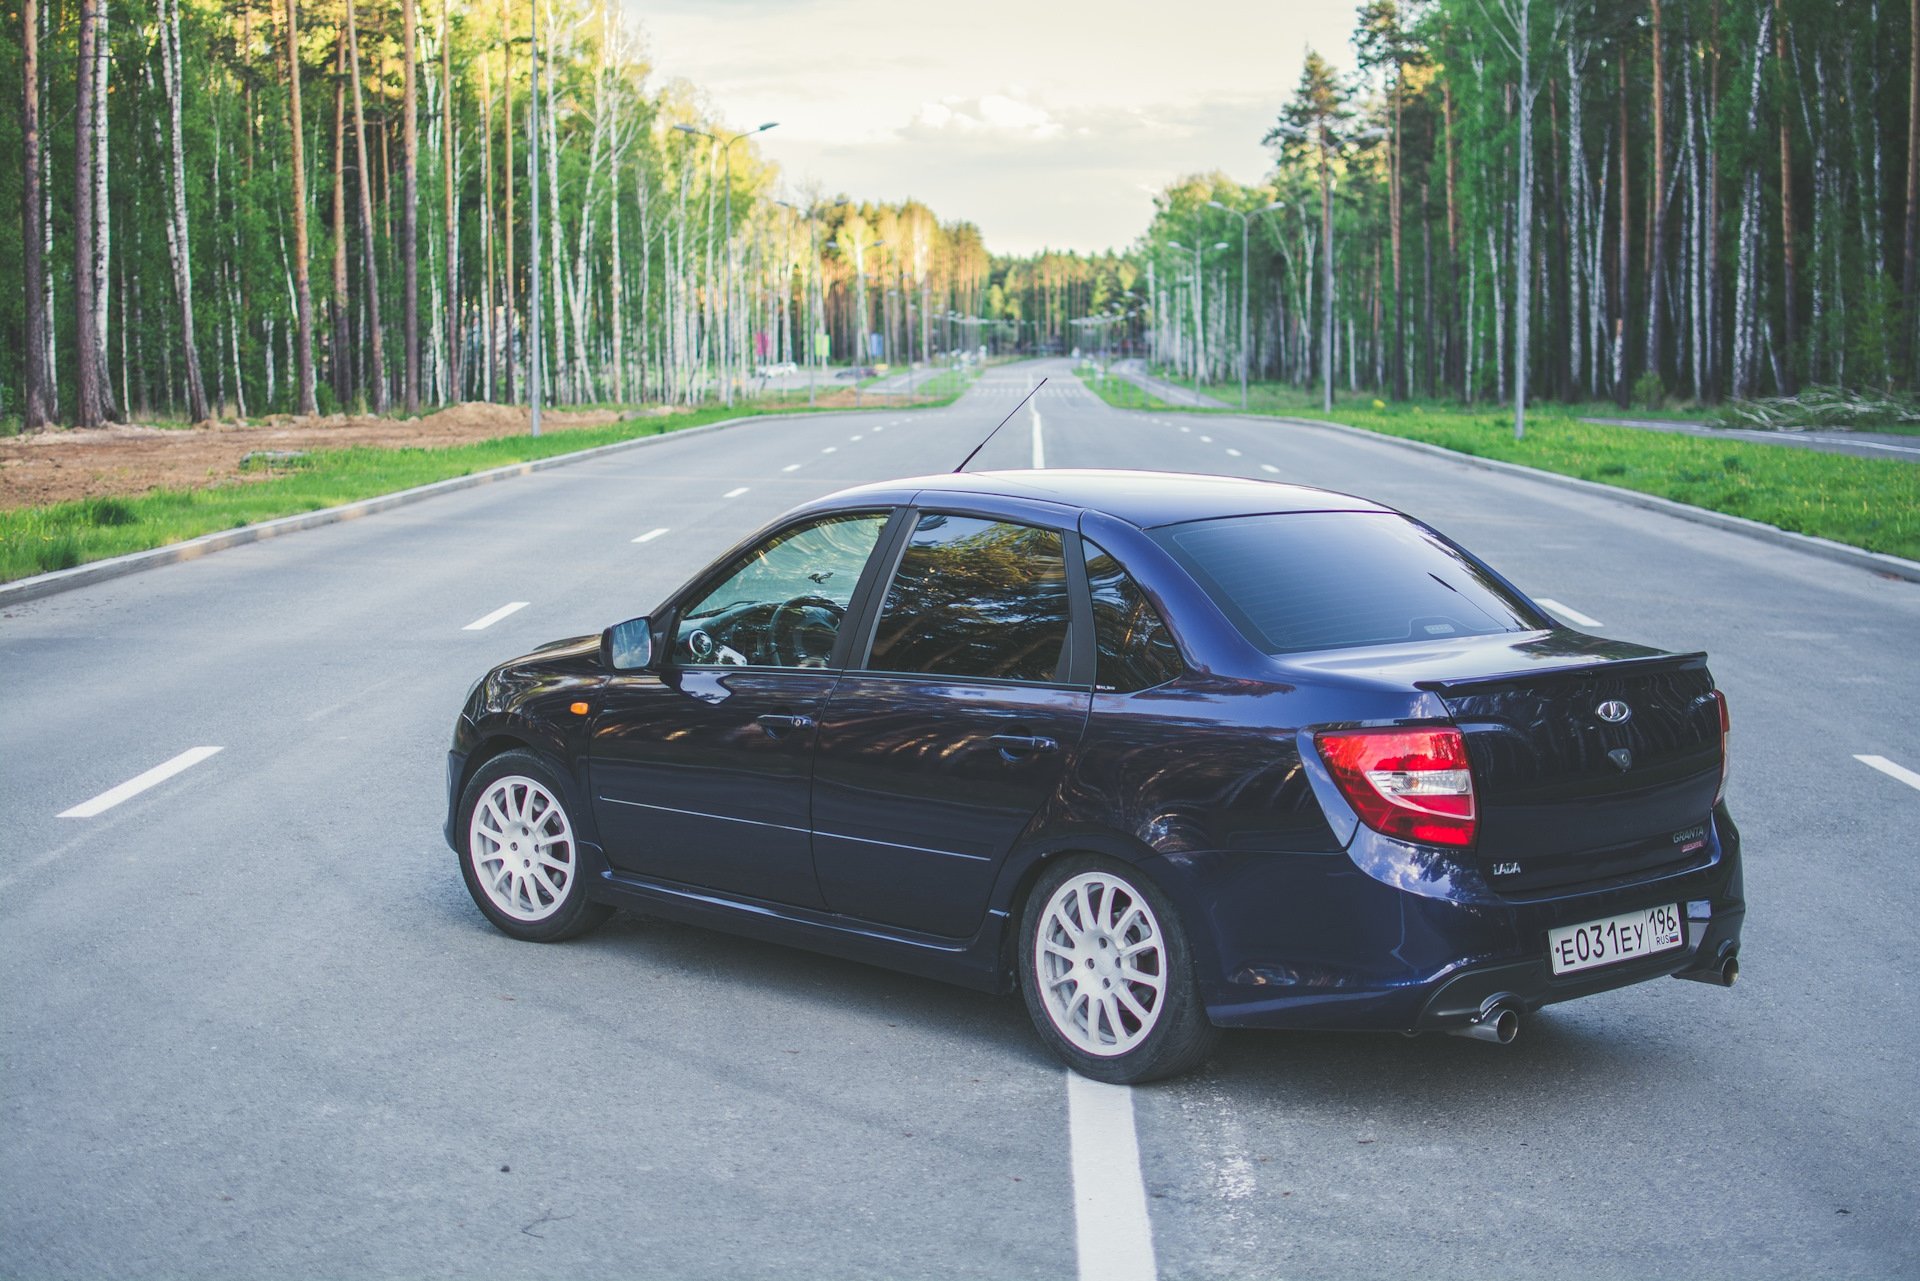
[1711,689,1730,803]
[1317,727,1478,848]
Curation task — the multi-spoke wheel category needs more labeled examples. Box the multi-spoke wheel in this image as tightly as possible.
[1018,856,1218,1083]
[457,750,611,942]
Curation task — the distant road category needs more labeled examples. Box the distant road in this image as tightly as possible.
[1581,414,1920,462]
[3,359,1915,1279]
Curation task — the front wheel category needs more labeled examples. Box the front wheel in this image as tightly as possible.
[457,749,612,942]
[1018,856,1219,1084]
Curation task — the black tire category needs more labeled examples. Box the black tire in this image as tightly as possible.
[456,749,612,943]
[1017,854,1220,1084]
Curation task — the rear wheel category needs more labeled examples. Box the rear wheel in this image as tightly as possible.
[1018,856,1219,1083]
[457,749,611,942]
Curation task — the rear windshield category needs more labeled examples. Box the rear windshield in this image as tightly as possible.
[1152,511,1542,654]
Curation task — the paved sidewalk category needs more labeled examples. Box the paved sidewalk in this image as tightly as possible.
[1104,359,1233,409]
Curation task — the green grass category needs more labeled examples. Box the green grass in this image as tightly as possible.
[0,399,906,585]
[1080,368,1176,412]
[1122,372,1920,561]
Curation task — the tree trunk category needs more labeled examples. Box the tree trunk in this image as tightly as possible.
[21,0,49,428]
[402,0,420,413]
[158,0,209,421]
[346,0,387,412]
[1904,0,1919,381]
[91,0,117,419]
[330,32,351,408]
[1763,0,1797,395]
[1614,56,1631,406]
[285,0,318,414]
[74,0,105,427]
[500,0,514,404]
[442,0,460,403]
[1645,0,1668,392]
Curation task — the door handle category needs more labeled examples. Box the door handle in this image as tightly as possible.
[757,713,816,734]
[989,733,1058,756]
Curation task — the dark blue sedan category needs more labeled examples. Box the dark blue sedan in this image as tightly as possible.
[446,470,1743,1082]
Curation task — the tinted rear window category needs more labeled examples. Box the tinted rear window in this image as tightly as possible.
[1153,512,1541,654]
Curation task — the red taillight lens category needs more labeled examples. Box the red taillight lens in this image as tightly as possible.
[1317,727,1478,848]
[1711,689,1730,803]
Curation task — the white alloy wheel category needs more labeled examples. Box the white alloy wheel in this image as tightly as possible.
[1034,869,1168,1057]
[468,775,577,923]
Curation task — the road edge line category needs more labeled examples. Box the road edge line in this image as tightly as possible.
[1261,414,1920,585]
[0,410,831,608]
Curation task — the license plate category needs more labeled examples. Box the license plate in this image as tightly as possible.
[1547,904,1684,976]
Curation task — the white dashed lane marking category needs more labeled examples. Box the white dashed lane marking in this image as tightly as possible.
[822,446,838,455]
[632,527,669,544]
[59,747,224,819]
[1856,755,1920,792]
[724,487,750,499]
[1226,447,1242,457]
[1260,464,1280,474]
[464,601,530,631]
[1536,598,1603,628]
[783,463,802,472]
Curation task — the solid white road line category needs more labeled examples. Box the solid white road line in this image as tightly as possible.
[632,527,669,544]
[59,747,224,819]
[1032,406,1046,469]
[1068,1072,1156,1281]
[1536,598,1603,628]
[1856,755,1920,792]
[463,601,530,631]
[724,487,750,498]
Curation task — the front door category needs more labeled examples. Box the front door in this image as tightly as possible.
[587,512,890,907]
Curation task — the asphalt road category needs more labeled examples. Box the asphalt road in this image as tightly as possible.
[3,359,1916,1279]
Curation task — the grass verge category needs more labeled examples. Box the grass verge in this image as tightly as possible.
[1120,373,1920,561]
[0,399,913,585]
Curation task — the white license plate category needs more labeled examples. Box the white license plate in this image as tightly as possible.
[1547,904,1685,976]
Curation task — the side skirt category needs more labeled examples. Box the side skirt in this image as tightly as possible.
[589,869,1013,994]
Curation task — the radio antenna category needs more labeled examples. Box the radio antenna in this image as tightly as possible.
[953,377,1047,473]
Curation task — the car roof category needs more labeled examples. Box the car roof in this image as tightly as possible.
[818,468,1394,530]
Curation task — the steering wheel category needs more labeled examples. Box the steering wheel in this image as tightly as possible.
[770,596,845,668]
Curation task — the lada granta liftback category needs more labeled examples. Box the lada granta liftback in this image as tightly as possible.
[446,469,1743,1083]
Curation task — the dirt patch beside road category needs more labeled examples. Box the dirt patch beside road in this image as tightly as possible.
[0,403,638,510]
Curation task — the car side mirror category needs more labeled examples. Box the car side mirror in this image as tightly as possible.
[604,616,656,672]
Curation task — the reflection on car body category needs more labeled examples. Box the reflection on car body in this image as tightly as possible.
[446,469,1744,1082]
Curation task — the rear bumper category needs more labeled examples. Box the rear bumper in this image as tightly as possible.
[1173,807,1746,1032]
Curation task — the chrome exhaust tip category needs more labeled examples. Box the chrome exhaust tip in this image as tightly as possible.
[1674,950,1740,987]
[1448,1001,1520,1045]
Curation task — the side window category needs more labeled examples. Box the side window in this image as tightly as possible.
[677,512,888,668]
[1085,540,1183,693]
[869,513,1070,683]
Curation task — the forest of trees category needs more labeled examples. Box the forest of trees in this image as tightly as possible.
[6,0,1914,431]
[1136,0,1919,416]
[0,0,1007,428]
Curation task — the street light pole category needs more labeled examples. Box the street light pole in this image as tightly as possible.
[1208,198,1285,412]
[776,198,820,406]
[674,121,778,407]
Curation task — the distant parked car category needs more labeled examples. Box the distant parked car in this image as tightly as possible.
[833,366,876,380]
[757,361,798,377]
[446,469,1744,1082]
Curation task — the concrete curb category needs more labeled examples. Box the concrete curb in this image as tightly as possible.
[0,408,830,608]
[1259,413,1920,585]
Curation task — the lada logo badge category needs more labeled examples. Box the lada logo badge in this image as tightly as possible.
[1597,700,1632,724]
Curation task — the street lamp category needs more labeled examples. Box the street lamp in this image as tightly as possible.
[674,120,778,407]
[1208,198,1286,411]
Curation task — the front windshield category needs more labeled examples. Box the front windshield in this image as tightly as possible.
[1153,511,1544,654]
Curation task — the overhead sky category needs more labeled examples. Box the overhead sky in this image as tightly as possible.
[622,0,1367,257]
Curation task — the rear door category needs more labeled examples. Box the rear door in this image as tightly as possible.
[810,509,1092,938]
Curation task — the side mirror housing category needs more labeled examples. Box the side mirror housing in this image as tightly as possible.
[603,616,656,672]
